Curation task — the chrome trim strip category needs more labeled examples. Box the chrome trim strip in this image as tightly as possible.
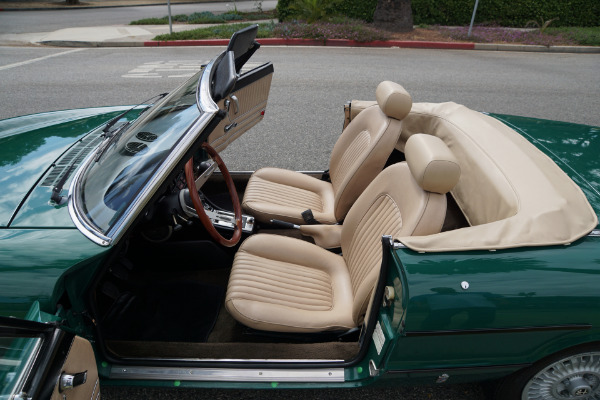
[197,53,220,114]
[393,241,406,250]
[117,358,343,363]
[68,150,112,246]
[109,365,345,382]
[68,58,220,247]
[589,229,600,237]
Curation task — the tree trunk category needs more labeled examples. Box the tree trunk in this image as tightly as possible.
[373,0,413,32]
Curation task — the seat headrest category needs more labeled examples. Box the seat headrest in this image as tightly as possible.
[405,134,460,194]
[375,81,412,120]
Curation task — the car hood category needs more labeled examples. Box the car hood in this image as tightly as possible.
[490,114,600,222]
[0,106,132,228]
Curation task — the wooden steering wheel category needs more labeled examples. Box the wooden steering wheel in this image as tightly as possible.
[184,142,242,247]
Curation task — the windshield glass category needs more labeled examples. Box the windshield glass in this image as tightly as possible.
[78,70,203,234]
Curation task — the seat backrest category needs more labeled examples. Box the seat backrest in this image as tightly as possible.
[340,134,460,324]
[328,81,412,222]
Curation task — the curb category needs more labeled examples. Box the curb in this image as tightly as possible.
[142,38,600,53]
[145,38,476,50]
[475,43,600,53]
[36,38,600,53]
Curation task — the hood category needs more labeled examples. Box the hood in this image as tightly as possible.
[490,113,600,223]
[0,106,132,227]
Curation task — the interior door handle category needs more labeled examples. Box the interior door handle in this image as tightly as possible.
[229,95,239,114]
[59,371,87,392]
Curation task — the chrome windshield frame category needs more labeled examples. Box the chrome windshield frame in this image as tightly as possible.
[68,55,221,246]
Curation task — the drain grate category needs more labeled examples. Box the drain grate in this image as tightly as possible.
[41,132,104,188]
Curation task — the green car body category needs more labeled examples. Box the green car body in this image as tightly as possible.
[1,107,598,389]
[0,28,599,398]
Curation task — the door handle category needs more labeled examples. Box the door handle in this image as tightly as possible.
[59,371,87,392]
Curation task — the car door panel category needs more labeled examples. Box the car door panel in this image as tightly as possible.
[208,62,274,152]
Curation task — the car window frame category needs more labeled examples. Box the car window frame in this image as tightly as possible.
[68,55,221,247]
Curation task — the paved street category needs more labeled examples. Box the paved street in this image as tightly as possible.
[1,46,599,173]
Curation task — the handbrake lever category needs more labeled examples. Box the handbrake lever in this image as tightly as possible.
[269,219,300,229]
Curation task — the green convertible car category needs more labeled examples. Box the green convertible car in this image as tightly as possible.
[1,26,599,400]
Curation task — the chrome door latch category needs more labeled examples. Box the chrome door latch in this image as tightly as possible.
[59,371,87,392]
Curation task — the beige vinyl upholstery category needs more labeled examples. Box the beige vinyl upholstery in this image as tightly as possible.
[242,81,412,225]
[226,139,459,333]
[396,102,598,252]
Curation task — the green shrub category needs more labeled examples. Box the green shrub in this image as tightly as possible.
[273,19,390,41]
[336,0,377,22]
[411,0,600,27]
[130,17,169,25]
[277,0,599,26]
[277,0,377,22]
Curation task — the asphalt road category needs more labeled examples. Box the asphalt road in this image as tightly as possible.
[1,46,599,173]
[0,0,277,33]
[0,43,598,400]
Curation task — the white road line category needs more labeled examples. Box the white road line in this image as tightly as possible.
[0,49,86,71]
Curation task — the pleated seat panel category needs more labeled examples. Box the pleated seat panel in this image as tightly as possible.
[242,168,337,225]
[226,234,355,333]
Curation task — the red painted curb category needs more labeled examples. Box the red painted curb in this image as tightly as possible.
[144,38,475,50]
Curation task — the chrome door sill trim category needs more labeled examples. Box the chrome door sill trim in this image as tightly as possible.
[124,358,343,363]
[110,365,345,382]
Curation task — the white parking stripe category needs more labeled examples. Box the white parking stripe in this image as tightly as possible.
[0,48,86,71]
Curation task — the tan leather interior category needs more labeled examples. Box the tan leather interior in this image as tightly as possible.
[51,336,100,400]
[300,224,343,249]
[227,138,459,332]
[208,69,273,153]
[243,167,337,225]
[405,134,461,194]
[395,102,598,252]
[242,81,412,225]
[375,80,412,121]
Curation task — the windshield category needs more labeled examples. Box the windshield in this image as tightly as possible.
[78,70,203,234]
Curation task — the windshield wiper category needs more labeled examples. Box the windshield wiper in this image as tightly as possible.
[95,92,168,162]
[50,160,77,205]
[102,92,168,135]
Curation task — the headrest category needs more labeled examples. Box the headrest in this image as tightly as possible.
[375,81,412,120]
[405,134,460,194]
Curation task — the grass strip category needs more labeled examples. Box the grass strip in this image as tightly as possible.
[153,22,275,41]
[547,27,600,46]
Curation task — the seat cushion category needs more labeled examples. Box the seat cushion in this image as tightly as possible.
[242,168,336,225]
[226,234,355,333]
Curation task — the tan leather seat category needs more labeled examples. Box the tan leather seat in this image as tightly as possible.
[242,81,413,225]
[226,134,460,332]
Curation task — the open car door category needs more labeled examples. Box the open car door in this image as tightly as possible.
[206,24,274,152]
[207,62,274,152]
[0,313,99,400]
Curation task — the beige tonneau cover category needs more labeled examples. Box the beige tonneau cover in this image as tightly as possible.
[396,102,598,252]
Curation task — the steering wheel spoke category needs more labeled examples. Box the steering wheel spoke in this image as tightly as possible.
[195,160,218,191]
[185,143,242,247]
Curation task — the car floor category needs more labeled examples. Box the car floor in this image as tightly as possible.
[98,237,359,361]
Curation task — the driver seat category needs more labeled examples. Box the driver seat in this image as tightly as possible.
[226,134,461,333]
[242,81,413,225]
